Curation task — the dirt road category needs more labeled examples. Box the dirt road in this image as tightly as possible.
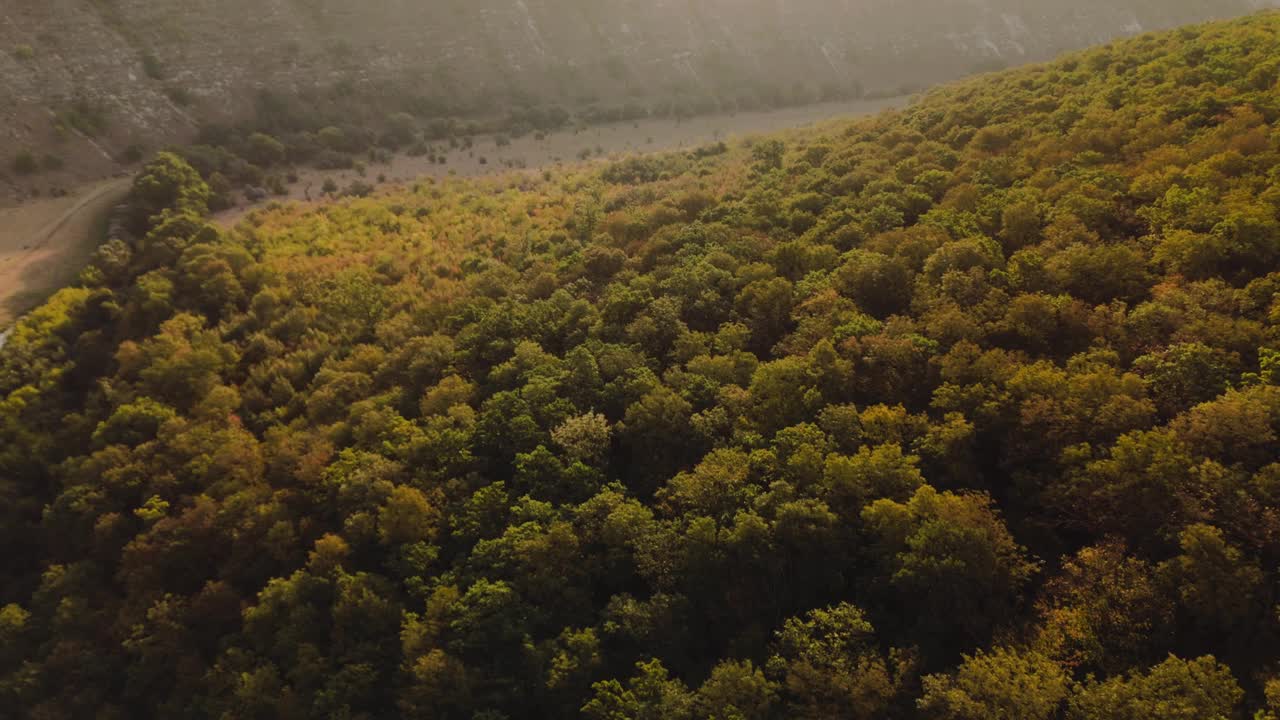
[0,177,131,328]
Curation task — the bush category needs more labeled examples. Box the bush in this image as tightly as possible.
[382,112,417,149]
[141,52,165,80]
[343,180,374,198]
[13,44,34,61]
[165,86,192,107]
[316,126,347,151]
[246,132,286,167]
[58,98,108,138]
[207,172,234,211]
[12,150,38,175]
[315,150,354,170]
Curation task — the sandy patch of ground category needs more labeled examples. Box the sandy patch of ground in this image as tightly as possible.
[0,177,130,327]
[214,96,907,224]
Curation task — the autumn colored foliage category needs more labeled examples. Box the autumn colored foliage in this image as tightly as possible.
[3,13,1280,720]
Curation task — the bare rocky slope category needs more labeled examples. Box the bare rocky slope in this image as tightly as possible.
[2,0,1277,193]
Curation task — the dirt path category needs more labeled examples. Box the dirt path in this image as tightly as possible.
[0,177,131,328]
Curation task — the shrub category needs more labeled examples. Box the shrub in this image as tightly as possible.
[382,112,417,148]
[141,52,165,80]
[316,126,347,151]
[58,98,108,137]
[315,150,354,170]
[12,150,38,175]
[165,86,192,107]
[343,180,374,198]
[246,132,286,167]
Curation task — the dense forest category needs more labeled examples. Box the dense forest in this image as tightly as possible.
[3,12,1280,719]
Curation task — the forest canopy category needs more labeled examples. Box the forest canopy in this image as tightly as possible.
[3,12,1280,720]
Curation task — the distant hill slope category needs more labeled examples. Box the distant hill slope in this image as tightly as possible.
[3,11,1280,719]
[1,1,1277,191]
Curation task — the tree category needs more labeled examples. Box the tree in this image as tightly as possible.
[552,412,612,465]
[118,313,239,411]
[735,277,795,350]
[246,132,286,167]
[863,486,1037,656]
[658,448,755,523]
[91,397,177,447]
[1053,429,1205,551]
[546,626,603,699]
[1067,655,1243,720]
[694,660,778,720]
[918,647,1070,720]
[833,250,913,319]
[619,385,696,487]
[1159,524,1262,640]
[378,485,442,545]
[820,443,925,514]
[751,139,785,172]
[582,659,694,720]
[748,357,819,434]
[1171,386,1280,470]
[999,199,1042,251]
[384,112,418,148]
[128,152,211,233]
[1036,541,1173,673]
[1133,342,1240,418]
[768,602,905,720]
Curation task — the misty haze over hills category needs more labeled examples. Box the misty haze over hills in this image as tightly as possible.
[2,0,1277,181]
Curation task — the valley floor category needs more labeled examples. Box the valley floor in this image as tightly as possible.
[0,177,129,328]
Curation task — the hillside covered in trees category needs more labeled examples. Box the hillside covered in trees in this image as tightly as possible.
[3,12,1280,720]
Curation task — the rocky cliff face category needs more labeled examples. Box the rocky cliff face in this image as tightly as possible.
[2,0,1276,188]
